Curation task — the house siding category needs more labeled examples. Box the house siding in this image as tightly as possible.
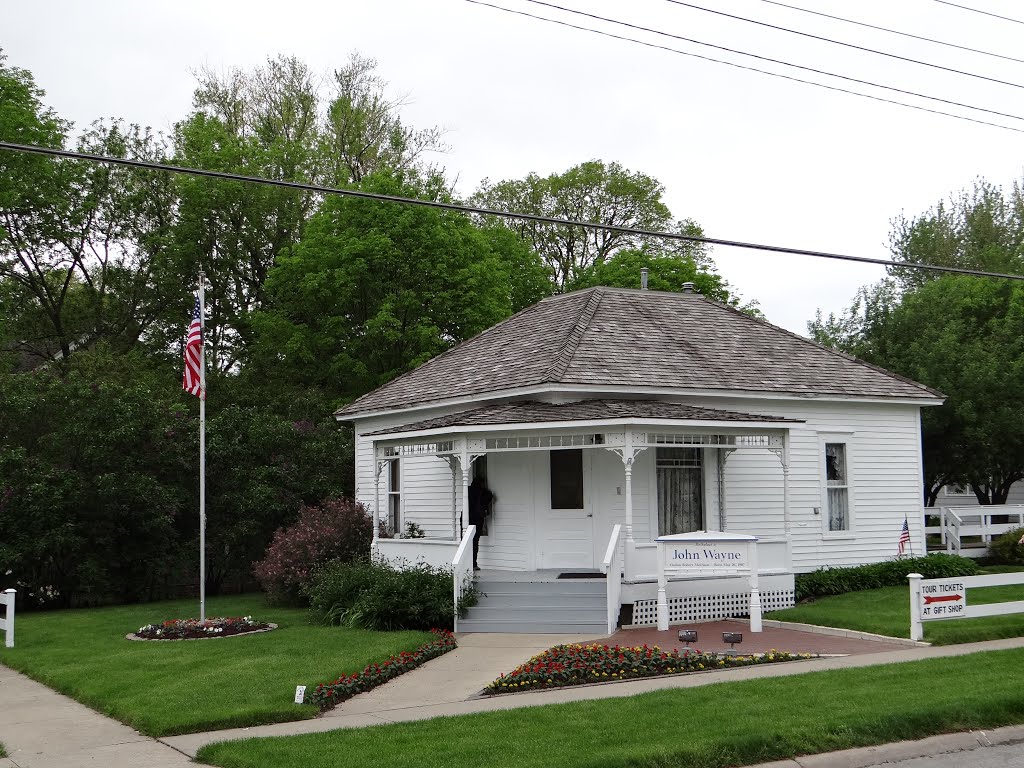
[350,395,927,574]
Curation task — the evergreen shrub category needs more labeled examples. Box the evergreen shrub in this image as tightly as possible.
[988,528,1024,565]
[795,554,980,601]
[307,559,476,631]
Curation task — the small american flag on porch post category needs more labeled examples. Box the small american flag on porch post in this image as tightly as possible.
[897,518,911,556]
[183,297,204,399]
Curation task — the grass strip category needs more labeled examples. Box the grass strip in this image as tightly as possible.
[198,648,1024,768]
[767,582,1024,644]
[0,594,432,736]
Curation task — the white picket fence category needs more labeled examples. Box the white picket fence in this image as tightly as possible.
[908,572,1024,641]
[925,505,1024,557]
[1,589,14,648]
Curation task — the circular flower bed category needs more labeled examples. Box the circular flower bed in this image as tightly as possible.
[130,615,273,641]
[485,643,814,694]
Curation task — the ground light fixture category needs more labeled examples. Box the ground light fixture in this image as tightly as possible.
[677,629,698,647]
[722,632,743,654]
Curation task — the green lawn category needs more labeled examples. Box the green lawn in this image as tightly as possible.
[198,648,1024,768]
[0,594,432,736]
[767,572,1024,644]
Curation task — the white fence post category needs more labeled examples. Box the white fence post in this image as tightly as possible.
[1,589,14,648]
[748,540,762,633]
[907,573,923,641]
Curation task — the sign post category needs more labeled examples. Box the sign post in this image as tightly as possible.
[909,573,968,641]
[655,532,761,633]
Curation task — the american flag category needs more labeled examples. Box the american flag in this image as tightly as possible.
[898,518,911,555]
[183,297,204,399]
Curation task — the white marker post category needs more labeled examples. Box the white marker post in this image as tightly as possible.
[1,588,15,648]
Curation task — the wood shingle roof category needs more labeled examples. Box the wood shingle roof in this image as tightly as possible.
[337,287,942,417]
[363,399,801,436]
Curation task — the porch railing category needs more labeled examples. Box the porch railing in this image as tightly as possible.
[928,505,1024,557]
[601,524,623,635]
[451,525,476,633]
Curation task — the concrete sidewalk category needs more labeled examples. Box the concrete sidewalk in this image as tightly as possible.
[5,629,1024,766]
[0,663,191,768]
[161,633,1024,757]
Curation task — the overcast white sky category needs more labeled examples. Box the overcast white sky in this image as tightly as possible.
[5,0,1024,334]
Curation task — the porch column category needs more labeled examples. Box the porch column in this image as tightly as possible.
[460,451,471,538]
[782,431,793,570]
[449,457,458,540]
[623,430,635,543]
[372,442,382,548]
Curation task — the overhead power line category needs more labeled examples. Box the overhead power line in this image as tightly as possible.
[1,140,1022,282]
[517,0,1024,123]
[661,0,1024,90]
[467,0,1024,133]
[758,0,1024,66]
[932,0,1024,26]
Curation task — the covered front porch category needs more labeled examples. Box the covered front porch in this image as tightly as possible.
[364,400,800,631]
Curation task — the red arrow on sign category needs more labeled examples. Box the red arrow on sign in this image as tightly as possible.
[924,594,963,605]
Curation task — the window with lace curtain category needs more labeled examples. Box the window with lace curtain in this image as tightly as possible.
[825,442,849,532]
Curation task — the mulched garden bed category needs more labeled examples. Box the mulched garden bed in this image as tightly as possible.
[484,642,814,694]
[128,615,275,641]
[311,628,456,709]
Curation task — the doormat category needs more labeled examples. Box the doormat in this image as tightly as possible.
[557,572,606,579]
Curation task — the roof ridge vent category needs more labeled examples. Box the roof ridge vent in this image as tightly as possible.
[681,282,698,294]
[543,289,603,382]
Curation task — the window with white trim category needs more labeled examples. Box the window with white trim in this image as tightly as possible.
[824,442,850,532]
[944,483,972,497]
[388,459,401,534]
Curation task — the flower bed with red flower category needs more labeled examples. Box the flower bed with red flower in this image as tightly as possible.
[310,628,456,710]
[485,643,813,694]
[132,616,272,641]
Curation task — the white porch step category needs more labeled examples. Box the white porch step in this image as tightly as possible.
[459,577,608,634]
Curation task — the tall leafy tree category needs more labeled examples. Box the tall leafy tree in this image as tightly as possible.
[810,178,1024,505]
[251,172,530,401]
[472,160,709,290]
[0,54,175,365]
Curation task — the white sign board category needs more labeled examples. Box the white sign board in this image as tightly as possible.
[655,532,762,633]
[919,579,967,620]
[665,542,749,571]
[294,685,306,704]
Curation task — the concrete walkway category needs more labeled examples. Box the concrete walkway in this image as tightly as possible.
[0,663,190,768]
[161,632,1024,758]
[4,629,1024,766]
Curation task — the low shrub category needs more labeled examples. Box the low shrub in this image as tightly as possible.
[484,643,813,694]
[989,527,1024,565]
[310,628,456,709]
[252,498,373,605]
[795,554,980,601]
[307,559,476,631]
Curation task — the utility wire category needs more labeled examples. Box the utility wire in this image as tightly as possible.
[758,0,1024,66]
[661,0,1024,90]
[516,0,1024,124]
[932,0,1024,26]
[2,140,1022,282]
[468,0,1024,133]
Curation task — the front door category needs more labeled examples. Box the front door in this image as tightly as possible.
[540,449,594,569]
[657,447,704,535]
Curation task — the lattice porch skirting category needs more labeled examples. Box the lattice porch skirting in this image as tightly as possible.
[631,590,795,626]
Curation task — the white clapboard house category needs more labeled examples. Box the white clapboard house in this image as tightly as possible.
[336,285,943,633]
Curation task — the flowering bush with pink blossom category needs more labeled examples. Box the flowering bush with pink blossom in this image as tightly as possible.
[252,498,373,604]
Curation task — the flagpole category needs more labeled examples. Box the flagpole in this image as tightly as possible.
[198,272,207,623]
